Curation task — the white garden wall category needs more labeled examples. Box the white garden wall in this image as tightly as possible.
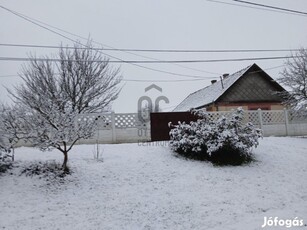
[78,112,150,144]
[80,110,307,144]
[11,110,307,147]
[205,109,307,137]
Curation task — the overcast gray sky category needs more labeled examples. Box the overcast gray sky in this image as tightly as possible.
[1,0,307,112]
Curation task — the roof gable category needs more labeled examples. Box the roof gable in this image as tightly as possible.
[173,64,251,111]
[217,64,285,103]
[173,63,286,111]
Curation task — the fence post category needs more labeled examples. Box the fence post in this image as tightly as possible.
[257,108,263,130]
[284,109,289,136]
[111,111,116,143]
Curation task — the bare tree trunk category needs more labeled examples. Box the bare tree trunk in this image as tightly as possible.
[62,142,69,172]
[12,147,14,162]
[62,151,69,172]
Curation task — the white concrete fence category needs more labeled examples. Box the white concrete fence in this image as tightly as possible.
[5,110,307,147]
[78,112,150,145]
[81,109,307,144]
[204,109,307,137]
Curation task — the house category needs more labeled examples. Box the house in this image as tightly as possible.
[173,63,287,112]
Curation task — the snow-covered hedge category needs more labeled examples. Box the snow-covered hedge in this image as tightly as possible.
[169,108,262,165]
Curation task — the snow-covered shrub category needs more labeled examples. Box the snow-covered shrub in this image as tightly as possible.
[169,108,262,165]
[0,148,12,162]
[0,144,13,175]
[0,161,13,175]
[20,161,70,179]
[169,110,210,160]
[206,109,262,165]
[0,136,14,174]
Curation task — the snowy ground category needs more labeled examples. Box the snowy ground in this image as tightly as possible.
[0,137,307,230]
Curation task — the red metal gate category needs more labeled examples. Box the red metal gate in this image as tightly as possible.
[150,112,198,141]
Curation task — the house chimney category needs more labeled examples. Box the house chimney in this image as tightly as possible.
[223,73,229,79]
[211,80,217,84]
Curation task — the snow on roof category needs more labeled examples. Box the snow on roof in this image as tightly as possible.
[173,64,252,111]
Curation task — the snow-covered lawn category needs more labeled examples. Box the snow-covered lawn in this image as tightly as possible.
[1,137,307,230]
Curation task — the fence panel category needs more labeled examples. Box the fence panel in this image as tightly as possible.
[262,110,285,124]
[288,110,307,124]
[247,111,260,125]
[77,112,150,144]
[115,113,138,128]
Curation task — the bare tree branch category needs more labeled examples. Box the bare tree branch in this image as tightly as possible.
[278,48,307,111]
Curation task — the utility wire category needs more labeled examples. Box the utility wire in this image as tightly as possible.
[206,0,307,17]
[6,11,219,75]
[232,0,307,16]
[1,42,293,75]
[0,5,212,79]
[0,74,208,82]
[0,65,285,82]
[0,74,17,78]
[0,56,296,63]
[0,73,209,82]
[0,5,224,76]
[0,43,300,53]
[123,78,206,82]
[0,6,208,74]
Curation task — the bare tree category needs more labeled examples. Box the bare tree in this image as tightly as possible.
[0,104,27,161]
[278,48,307,110]
[9,41,122,171]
